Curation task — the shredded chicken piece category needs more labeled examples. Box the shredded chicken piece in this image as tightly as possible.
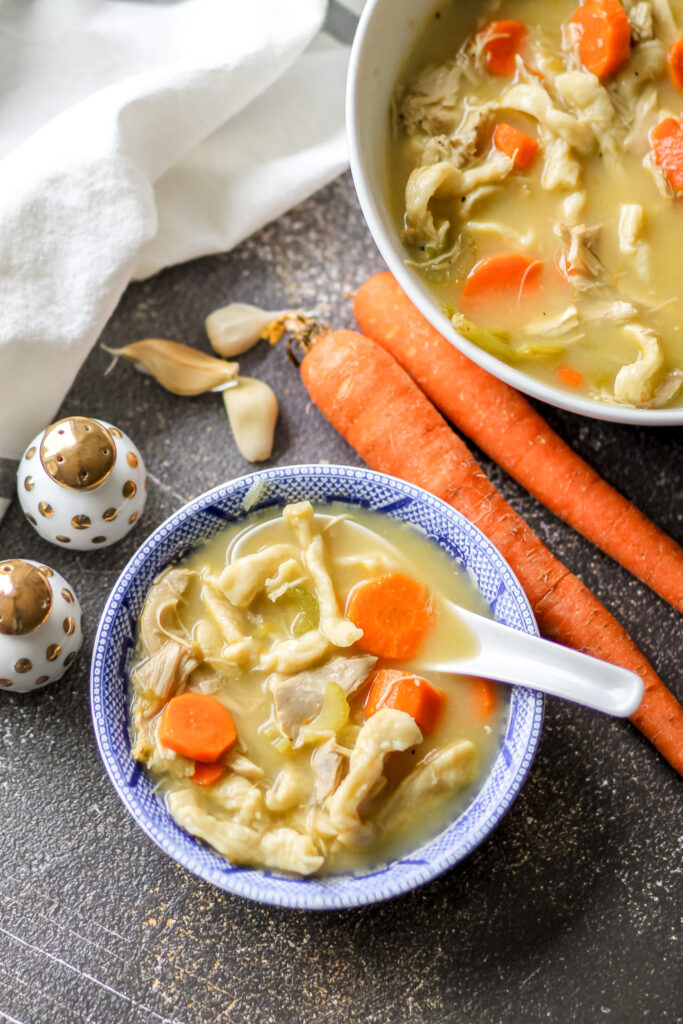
[378,740,477,833]
[133,639,199,704]
[614,324,664,404]
[581,300,639,324]
[410,103,497,169]
[139,568,194,655]
[258,629,330,674]
[554,222,606,289]
[500,80,595,152]
[271,654,376,742]
[283,502,362,648]
[628,1,655,41]
[311,739,346,803]
[526,306,580,337]
[224,751,264,782]
[327,709,422,848]
[398,54,471,137]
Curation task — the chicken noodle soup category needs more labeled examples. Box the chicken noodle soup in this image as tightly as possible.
[130,502,506,876]
[390,0,683,409]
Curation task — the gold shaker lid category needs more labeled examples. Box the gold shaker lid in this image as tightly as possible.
[40,416,116,490]
[0,560,53,636]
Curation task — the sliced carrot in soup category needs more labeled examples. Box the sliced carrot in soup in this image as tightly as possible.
[493,123,539,169]
[570,0,630,78]
[459,253,543,318]
[478,20,527,76]
[652,117,683,192]
[346,572,435,660]
[365,669,446,734]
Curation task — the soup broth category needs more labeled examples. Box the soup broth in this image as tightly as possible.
[389,0,683,409]
[129,502,507,876]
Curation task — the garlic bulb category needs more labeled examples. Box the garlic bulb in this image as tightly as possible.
[206,304,290,358]
[223,377,279,462]
[103,339,238,395]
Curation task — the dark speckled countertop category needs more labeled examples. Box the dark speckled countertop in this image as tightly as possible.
[0,174,681,1024]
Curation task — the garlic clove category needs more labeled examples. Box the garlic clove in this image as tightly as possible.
[102,339,239,396]
[205,304,290,358]
[222,377,279,463]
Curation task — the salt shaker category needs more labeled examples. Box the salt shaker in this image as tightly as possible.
[0,560,83,692]
[17,416,148,549]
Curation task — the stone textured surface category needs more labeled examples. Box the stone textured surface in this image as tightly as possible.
[0,173,681,1024]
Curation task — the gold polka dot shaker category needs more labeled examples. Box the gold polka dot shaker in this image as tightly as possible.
[0,560,83,692]
[17,416,148,549]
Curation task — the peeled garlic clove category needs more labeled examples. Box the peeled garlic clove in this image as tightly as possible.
[102,339,239,396]
[223,377,279,463]
[205,304,289,358]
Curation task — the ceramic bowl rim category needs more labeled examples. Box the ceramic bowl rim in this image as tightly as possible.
[90,464,544,910]
[345,0,683,427]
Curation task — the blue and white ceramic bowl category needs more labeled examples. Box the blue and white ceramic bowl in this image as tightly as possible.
[91,465,543,910]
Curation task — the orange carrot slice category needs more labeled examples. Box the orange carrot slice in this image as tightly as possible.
[668,36,683,91]
[364,669,446,734]
[493,122,539,168]
[557,365,585,388]
[571,0,631,77]
[158,693,237,762]
[346,572,435,660]
[652,117,683,191]
[477,20,527,76]
[191,760,224,787]
[470,678,497,720]
[459,253,542,317]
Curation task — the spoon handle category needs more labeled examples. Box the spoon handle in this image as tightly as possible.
[425,608,644,717]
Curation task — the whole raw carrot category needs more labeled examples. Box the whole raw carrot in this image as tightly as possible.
[354,273,683,615]
[300,328,683,773]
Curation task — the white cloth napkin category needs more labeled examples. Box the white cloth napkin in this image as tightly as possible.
[0,0,361,521]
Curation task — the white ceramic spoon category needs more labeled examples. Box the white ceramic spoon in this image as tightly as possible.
[230,513,644,717]
[418,599,644,717]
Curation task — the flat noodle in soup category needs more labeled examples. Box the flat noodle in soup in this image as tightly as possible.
[129,502,507,877]
[389,0,683,409]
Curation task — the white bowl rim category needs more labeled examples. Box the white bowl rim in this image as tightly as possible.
[90,464,544,910]
[346,0,683,427]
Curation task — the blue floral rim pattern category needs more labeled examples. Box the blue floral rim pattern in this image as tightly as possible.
[90,465,543,910]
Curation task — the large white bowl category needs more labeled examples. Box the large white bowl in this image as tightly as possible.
[346,0,683,426]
